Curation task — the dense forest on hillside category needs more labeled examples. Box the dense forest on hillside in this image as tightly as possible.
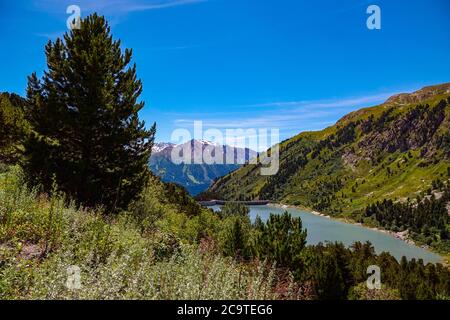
[359,180,450,253]
[0,14,449,300]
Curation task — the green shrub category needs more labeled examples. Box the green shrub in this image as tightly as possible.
[0,167,288,300]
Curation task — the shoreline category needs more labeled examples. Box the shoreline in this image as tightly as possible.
[267,202,448,265]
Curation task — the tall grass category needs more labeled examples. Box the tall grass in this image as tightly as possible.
[0,166,286,300]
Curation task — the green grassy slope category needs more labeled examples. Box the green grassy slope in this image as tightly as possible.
[207,83,450,216]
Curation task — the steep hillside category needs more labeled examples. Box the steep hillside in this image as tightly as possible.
[150,139,257,195]
[207,83,450,216]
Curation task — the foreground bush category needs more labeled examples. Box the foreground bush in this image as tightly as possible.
[0,167,288,300]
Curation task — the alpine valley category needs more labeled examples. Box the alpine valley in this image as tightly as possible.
[2,8,450,301]
[205,83,450,253]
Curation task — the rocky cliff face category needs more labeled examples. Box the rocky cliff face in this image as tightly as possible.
[357,98,449,160]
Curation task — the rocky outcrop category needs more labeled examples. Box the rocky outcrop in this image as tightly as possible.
[386,83,450,105]
[357,99,448,160]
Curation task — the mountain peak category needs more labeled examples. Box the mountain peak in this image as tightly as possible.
[185,139,219,147]
[150,139,258,195]
[385,82,450,105]
[152,142,175,154]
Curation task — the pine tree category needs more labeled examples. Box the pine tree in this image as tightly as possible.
[222,217,248,260]
[254,211,307,271]
[313,252,346,300]
[24,14,155,212]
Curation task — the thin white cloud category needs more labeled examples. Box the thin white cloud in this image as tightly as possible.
[32,0,206,38]
[163,91,397,118]
[33,0,206,15]
[174,109,340,129]
[247,92,396,109]
[171,91,398,131]
[34,31,65,40]
[121,0,207,12]
[148,44,202,51]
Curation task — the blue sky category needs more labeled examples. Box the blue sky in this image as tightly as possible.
[1,0,449,144]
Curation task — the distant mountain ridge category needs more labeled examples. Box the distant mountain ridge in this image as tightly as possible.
[206,83,450,215]
[150,139,257,195]
[152,142,175,154]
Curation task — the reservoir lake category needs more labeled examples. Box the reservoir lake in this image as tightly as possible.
[209,205,443,264]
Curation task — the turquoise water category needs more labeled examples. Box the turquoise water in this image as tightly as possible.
[209,205,443,264]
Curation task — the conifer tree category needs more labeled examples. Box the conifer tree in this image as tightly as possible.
[254,212,307,270]
[24,14,155,212]
[222,217,248,260]
[313,253,346,300]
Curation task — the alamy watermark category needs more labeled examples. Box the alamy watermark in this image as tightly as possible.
[66,265,81,290]
[367,265,381,290]
[66,5,81,30]
[170,121,280,176]
[367,5,381,30]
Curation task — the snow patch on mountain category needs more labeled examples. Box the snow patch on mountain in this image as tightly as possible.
[152,142,175,154]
